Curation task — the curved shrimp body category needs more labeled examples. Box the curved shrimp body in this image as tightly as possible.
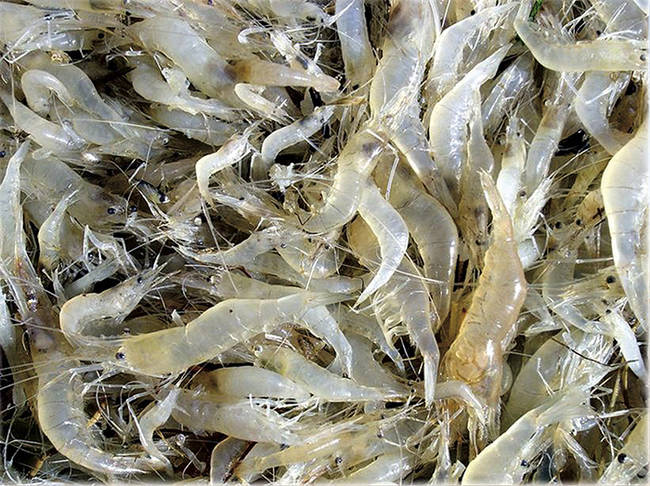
[37,191,82,270]
[116,292,347,376]
[599,413,648,485]
[20,69,74,117]
[462,389,593,485]
[601,120,648,328]
[129,16,235,101]
[276,229,343,279]
[198,366,311,400]
[442,173,526,429]
[514,0,647,72]
[303,128,386,233]
[172,388,300,445]
[347,216,439,405]
[59,269,160,345]
[428,45,510,200]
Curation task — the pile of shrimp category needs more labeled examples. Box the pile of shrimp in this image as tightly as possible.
[0,0,647,483]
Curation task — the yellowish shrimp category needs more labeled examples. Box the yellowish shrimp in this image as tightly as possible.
[599,413,648,485]
[115,292,347,376]
[334,0,374,88]
[601,118,648,329]
[441,172,527,433]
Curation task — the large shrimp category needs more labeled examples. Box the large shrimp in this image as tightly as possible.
[601,118,648,328]
[441,172,527,433]
[114,291,347,376]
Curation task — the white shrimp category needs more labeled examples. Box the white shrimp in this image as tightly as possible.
[462,389,594,485]
[254,345,393,402]
[136,388,180,473]
[429,45,510,200]
[515,0,647,72]
[148,105,236,146]
[355,180,409,305]
[599,413,649,485]
[36,191,79,270]
[115,292,347,376]
[334,0,374,88]
[210,438,249,484]
[172,388,301,445]
[601,119,648,328]
[234,83,292,123]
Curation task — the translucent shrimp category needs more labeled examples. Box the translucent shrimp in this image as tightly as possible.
[332,450,415,483]
[172,388,301,445]
[234,83,292,123]
[197,366,311,400]
[21,69,74,117]
[428,45,510,200]
[128,58,234,119]
[355,180,409,304]
[254,345,391,402]
[129,16,235,101]
[259,105,335,175]
[59,268,161,346]
[0,142,30,261]
[347,216,439,406]
[514,0,648,72]
[601,119,648,328]
[36,191,80,270]
[462,389,594,485]
[148,105,236,146]
[196,131,253,202]
[136,388,180,473]
[0,90,85,156]
[599,413,649,485]
[210,438,249,484]
[334,0,374,88]
[115,292,347,376]
[230,58,339,93]
[303,128,386,233]
[276,229,343,279]
[374,158,458,322]
[441,172,526,432]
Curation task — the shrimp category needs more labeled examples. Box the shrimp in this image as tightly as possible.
[21,69,74,117]
[210,438,249,484]
[428,45,510,200]
[331,450,416,483]
[601,119,648,328]
[136,388,180,473]
[302,127,386,233]
[229,58,339,93]
[234,83,292,123]
[599,413,649,485]
[254,345,392,402]
[441,172,526,433]
[374,158,458,323]
[59,268,161,347]
[259,105,335,175]
[36,191,80,270]
[172,388,301,445]
[114,292,347,376]
[197,366,311,401]
[334,0,374,88]
[148,105,236,146]
[195,131,254,202]
[347,216,439,406]
[514,0,647,72]
[462,389,594,485]
[355,180,409,304]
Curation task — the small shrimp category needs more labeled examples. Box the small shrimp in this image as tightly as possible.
[441,172,526,433]
[601,119,648,328]
[334,0,374,88]
[259,105,335,175]
[428,45,510,200]
[136,388,180,474]
[599,413,648,485]
[59,268,161,347]
[148,105,236,146]
[229,58,339,93]
[254,345,391,402]
[355,180,409,304]
[172,388,301,445]
[21,69,74,117]
[374,158,458,323]
[462,389,594,485]
[115,291,347,376]
[196,131,254,202]
[210,438,249,484]
[303,127,386,233]
[234,83,292,123]
[36,191,80,270]
[333,450,416,483]
[514,0,647,72]
[197,366,311,401]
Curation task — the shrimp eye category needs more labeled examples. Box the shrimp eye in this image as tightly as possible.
[334,457,343,465]
[521,460,529,467]
[606,276,616,284]
[137,277,144,284]
[517,190,527,198]
[238,196,245,201]
[115,351,126,360]
[97,32,105,39]
[470,9,476,15]
[554,221,562,229]
[618,453,627,463]
[280,243,287,248]
[575,218,582,226]
[128,205,138,213]
[0,151,5,157]
[107,207,116,215]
